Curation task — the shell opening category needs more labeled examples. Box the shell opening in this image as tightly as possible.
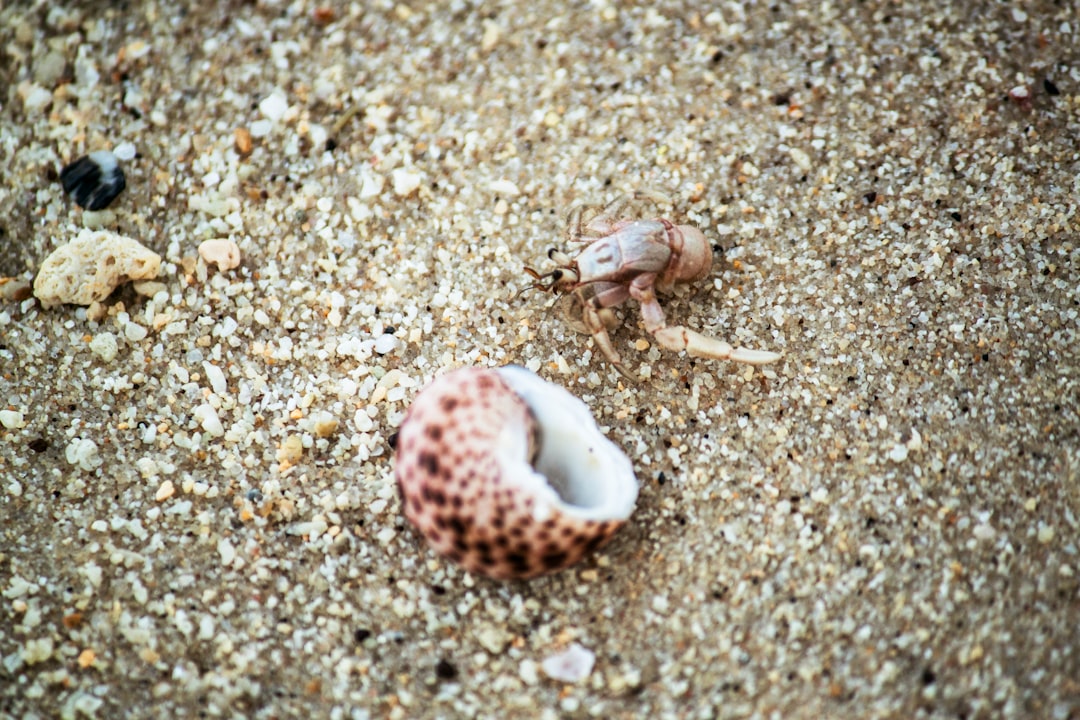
[495,366,638,521]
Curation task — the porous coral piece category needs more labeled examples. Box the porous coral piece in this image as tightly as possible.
[33,229,161,308]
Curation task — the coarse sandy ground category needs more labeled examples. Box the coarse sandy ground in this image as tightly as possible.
[1,1,1079,718]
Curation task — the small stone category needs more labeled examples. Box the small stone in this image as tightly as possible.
[89,332,119,362]
[310,412,339,438]
[194,404,224,436]
[65,438,102,471]
[23,637,55,665]
[155,480,176,502]
[789,147,812,171]
[488,179,520,196]
[60,150,126,211]
[475,623,512,654]
[198,239,241,271]
[124,322,148,342]
[1037,524,1055,544]
[133,280,168,298]
[519,659,540,685]
[218,538,236,566]
[374,333,399,355]
[391,168,423,197]
[277,435,303,463]
[34,229,160,308]
[113,142,137,161]
[77,648,96,668]
[19,82,53,114]
[480,19,501,52]
[1009,85,1030,100]
[234,127,253,156]
[0,410,25,429]
[203,362,227,395]
[250,119,272,138]
[0,278,33,302]
[35,51,66,86]
[259,91,289,122]
[541,643,595,684]
[887,444,909,463]
[312,6,336,25]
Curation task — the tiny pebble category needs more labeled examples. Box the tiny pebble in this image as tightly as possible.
[259,91,289,122]
[373,334,399,355]
[488,179,520,196]
[234,127,253,156]
[519,659,540,685]
[1037,524,1055,544]
[198,239,242,271]
[89,332,119,362]
[249,119,272,138]
[789,147,812,171]
[887,444,909,463]
[60,151,126,211]
[113,142,137,161]
[202,362,227,395]
[124,322,148,342]
[155,480,175,502]
[0,410,25,429]
[21,83,53,114]
[391,168,423,197]
[541,643,595,684]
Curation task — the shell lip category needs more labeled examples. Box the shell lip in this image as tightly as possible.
[494,365,638,522]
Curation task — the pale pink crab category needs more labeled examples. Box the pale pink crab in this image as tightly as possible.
[525,193,782,376]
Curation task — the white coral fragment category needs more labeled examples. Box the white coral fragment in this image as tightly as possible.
[34,229,160,308]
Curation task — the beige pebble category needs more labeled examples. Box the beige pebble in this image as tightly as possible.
[234,127,253,156]
[312,416,339,438]
[77,648,96,668]
[133,280,167,297]
[0,277,32,302]
[33,229,160,308]
[155,480,176,502]
[277,435,304,463]
[198,239,242,271]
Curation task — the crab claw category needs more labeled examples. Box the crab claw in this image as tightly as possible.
[653,326,782,366]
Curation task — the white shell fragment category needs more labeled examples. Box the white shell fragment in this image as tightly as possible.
[395,366,638,579]
[33,229,161,308]
[197,238,242,271]
[541,643,596,684]
[60,150,126,211]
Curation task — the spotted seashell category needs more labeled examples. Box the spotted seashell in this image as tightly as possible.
[394,366,638,579]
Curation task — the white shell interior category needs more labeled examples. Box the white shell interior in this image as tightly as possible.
[494,366,638,522]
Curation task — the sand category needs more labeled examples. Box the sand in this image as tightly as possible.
[1,2,1077,718]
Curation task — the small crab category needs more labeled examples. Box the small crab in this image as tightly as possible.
[524,193,781,376]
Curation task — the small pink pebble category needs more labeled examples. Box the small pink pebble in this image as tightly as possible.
[198,239,242,271]
[541,643,596,684]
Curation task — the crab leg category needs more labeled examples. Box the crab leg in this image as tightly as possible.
[582,303,632,377]
[629,276,782,366]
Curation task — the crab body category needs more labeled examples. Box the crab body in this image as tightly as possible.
[525,195,781,375]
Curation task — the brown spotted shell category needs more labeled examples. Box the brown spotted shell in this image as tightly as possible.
[394,366,638,579]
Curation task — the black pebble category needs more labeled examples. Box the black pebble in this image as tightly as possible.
[60,150,126,210]
[434,659,458,680]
